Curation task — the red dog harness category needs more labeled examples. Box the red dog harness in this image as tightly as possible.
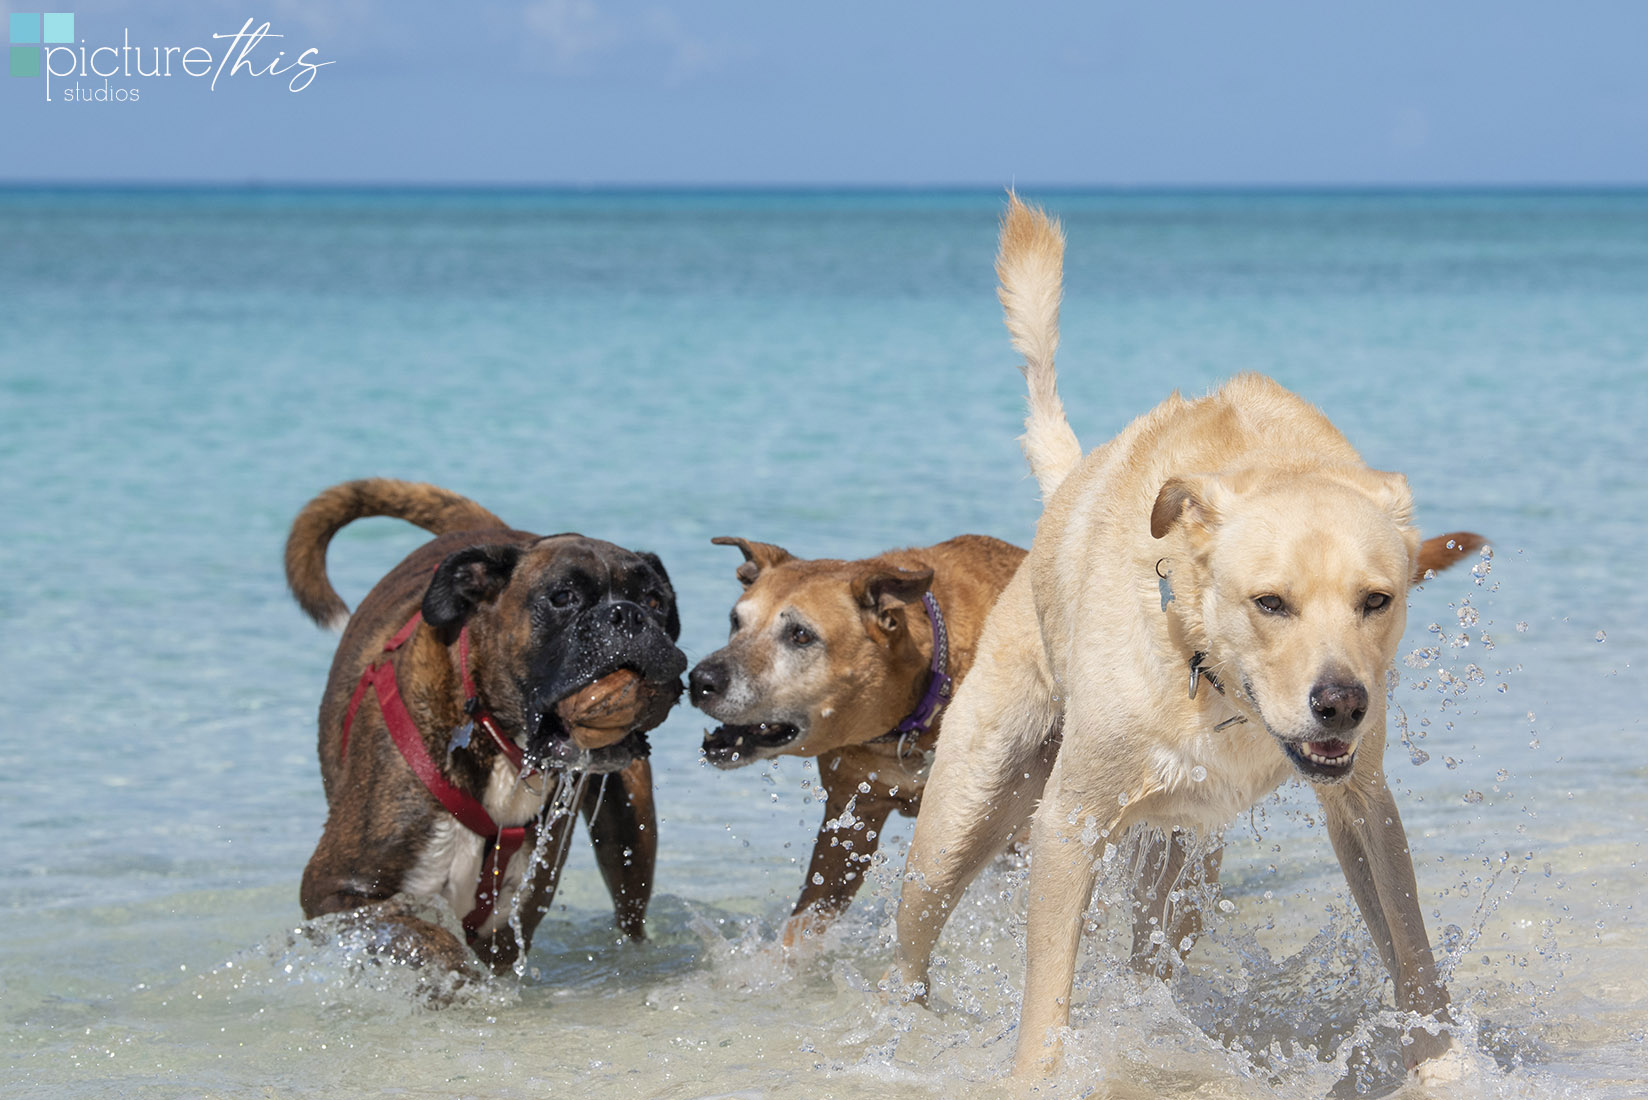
[339,610,537,943]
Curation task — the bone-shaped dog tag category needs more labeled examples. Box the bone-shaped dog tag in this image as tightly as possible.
[448,720,474,753]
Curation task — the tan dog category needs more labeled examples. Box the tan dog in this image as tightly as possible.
[287,479,687,976]
[688,536,1027,942]
[891,198,1479,1083]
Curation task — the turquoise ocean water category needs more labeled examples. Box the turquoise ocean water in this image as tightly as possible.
[1,188,1644,1098]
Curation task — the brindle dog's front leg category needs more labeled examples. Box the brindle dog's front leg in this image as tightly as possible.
[582,756,657,940]
[784,771,896,947]
[1317,754,1455,1074]
[470,810,580,975]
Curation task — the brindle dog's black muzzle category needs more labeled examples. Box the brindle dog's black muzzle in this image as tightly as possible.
[525,598,687,771]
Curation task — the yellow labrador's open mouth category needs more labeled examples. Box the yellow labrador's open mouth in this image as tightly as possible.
[1280,737,1357,781]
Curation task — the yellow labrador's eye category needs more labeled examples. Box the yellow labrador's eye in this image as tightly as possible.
[1254,594,1286,615]
[1364,592,1392,613]
[788,625,816,648]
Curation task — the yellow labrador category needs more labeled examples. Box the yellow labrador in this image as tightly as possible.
[891,196,1467,1083]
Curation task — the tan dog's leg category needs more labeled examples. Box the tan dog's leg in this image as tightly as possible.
[891,585,1059,999]
[785,781,896,947]
[1129,829,1224,976]
[583,757,657,941]
[1315,730,1454,1073]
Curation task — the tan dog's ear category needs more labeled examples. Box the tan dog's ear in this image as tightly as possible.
[851,566,935,633]
[710,536,796,586]
[1413,531,1487,583]
[1150,476,1224,539]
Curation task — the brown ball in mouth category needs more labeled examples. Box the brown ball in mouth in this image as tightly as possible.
[556,669,647,749]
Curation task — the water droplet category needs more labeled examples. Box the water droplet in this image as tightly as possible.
[1457,605,1480,628]
[1117,792,1130,807]
[1496,768,1510,782]
[1515,621,1530,633]
[1218,899,1236,913]
[1148,929,1165,946]
[1497,682,1508,694]
[1594,630,1607,643]
[811,873,824,885]
[1190,765,1207,783]
[1409,747,1430,766]
[1463,790,1484,804]
[1444,756,1461,770]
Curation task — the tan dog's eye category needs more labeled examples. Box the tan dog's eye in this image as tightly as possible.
[1254,595,1287,615]
[788,625,816,647]
[1364,592,1392,613]
[728,609,741,634]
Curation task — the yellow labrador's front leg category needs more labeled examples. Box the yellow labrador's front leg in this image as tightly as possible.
[1316,747,1456,1075]
[1011,760,1116,1079]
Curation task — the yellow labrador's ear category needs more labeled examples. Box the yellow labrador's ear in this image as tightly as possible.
[1414,531,1487,583]
[710,536,796,586]
[1361,469,1417,528]
[1150,475,1224,539]
[850,565,935,633]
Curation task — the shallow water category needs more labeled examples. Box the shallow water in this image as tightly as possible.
[1,188,1644,1098]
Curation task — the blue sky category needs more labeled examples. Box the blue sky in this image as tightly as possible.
[3,0,1646,185]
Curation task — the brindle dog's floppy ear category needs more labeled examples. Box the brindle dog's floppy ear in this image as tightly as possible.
[636,551,682,640]
[710,536,795,587]
[423,545,521,632]
[1413,531,1487,584]
[851,565,935,633]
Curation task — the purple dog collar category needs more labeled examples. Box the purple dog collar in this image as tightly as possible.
[872,591,953,748]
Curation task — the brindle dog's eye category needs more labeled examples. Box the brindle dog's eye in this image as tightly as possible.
[1254,595,1286,615]
[1364,592,1391,613]
[645,593,663,611]
[788,625,816,647]
[549,588,576,609]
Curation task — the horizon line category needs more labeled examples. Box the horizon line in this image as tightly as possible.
[2,180,1647,195]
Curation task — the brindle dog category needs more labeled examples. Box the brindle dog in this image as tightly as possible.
[287,478,686,976]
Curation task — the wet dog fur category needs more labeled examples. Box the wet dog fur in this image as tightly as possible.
[287,479,686,977]
[689,535,1028,943]
[891,197,1480,1083]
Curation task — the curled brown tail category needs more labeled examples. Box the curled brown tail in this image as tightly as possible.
[1413,531,1488,584]
[285,478,507,628]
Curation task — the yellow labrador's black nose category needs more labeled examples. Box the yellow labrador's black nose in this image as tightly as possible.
[1309,679,1368,731]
